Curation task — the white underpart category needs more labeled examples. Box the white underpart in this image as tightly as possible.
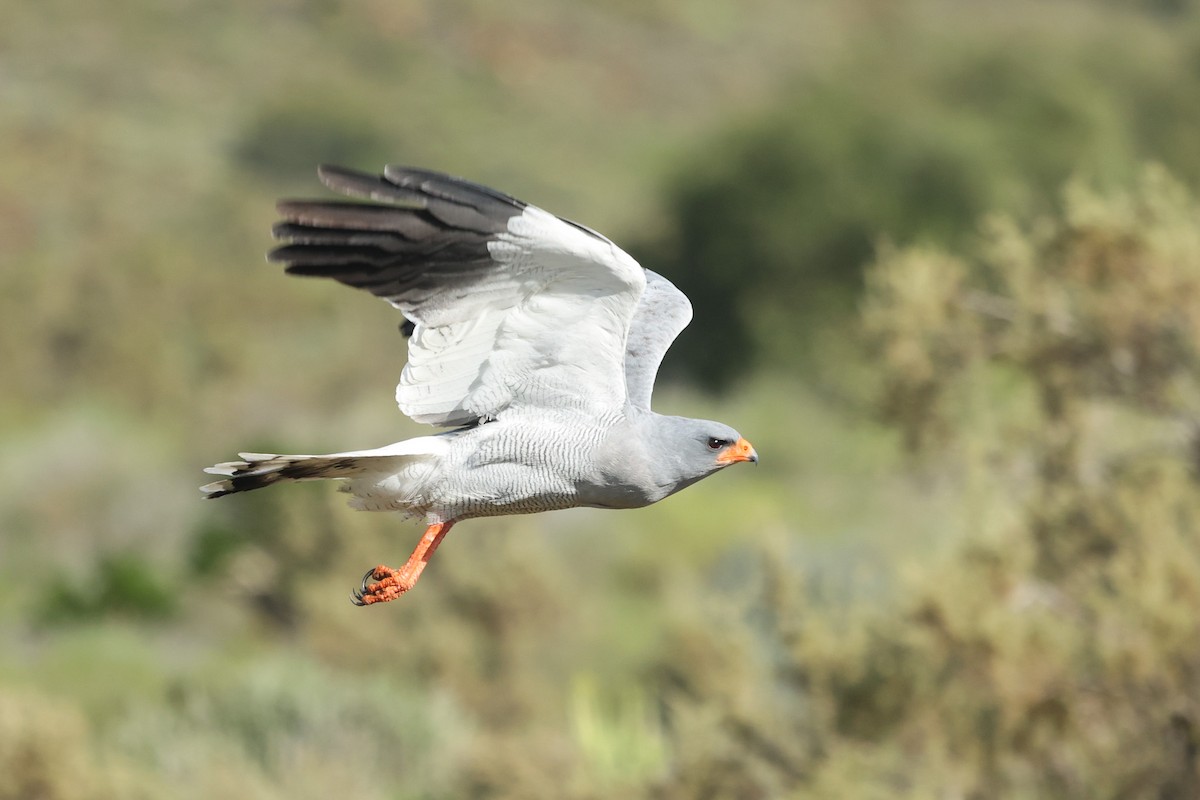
[338,437,446,514]
[395,205,646,425]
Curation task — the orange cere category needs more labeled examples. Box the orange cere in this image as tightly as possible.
[716,437,758,465]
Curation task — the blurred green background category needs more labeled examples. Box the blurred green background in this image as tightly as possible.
[4,0,1200,797]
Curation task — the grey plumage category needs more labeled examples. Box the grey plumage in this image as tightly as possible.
[203,165,757,604]
[623,271,695,411]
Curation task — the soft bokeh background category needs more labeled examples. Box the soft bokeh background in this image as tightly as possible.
[4,1,1200,797]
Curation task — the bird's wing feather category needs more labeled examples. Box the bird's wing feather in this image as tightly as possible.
[623,270,693,410]
[270,165,646,426]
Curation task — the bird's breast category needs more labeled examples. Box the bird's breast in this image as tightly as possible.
[573,426,671,509]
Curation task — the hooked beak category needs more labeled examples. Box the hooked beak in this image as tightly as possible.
[716,437,758,466]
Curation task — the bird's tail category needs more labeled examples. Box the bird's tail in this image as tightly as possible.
[201,438,448,510]
[201,452,373,498]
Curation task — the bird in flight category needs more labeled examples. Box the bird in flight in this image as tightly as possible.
[202,165,757,605]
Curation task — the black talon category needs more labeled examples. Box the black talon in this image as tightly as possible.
[360,567,377,594]
[351,566,379,606]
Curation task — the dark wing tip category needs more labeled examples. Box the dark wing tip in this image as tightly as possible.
[315,164,428,208]
[381,165,528,212]
[267,165,528,301]
[312,163,528,215]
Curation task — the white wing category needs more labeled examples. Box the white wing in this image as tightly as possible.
[271,165,646,426]
[623,270,692,410]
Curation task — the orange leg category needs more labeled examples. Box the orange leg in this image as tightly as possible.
[351,521,455,606]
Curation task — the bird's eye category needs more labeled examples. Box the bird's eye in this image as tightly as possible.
[707,437,730,450]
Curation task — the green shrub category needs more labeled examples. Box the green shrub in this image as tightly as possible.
[646,167,1200,798]
[233,101,396,187]
[40,553,178,624]
[642,14,1200,385]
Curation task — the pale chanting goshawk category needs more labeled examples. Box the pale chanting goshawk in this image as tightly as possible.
[203,165,757,605]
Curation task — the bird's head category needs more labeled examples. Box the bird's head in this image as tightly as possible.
[695,421,758,469]
[648,416,758,496]
[587,415,757,508]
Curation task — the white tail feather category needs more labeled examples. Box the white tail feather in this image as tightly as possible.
[201,437,448,514]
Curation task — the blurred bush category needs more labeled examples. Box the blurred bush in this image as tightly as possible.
[39,552,178,625]
[0,689,97,800]
[642,10,1200,385]
[645,167,1200,798]
[189,480,341,629]
[0,688,157,800]
[233,100,397,186]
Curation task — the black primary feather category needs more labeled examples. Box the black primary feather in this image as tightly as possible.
[268,165,528,303]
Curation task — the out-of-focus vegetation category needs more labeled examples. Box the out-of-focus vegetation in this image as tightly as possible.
[756,168,1200,798]
[4,0,1200,797]
[644,1,1200,385]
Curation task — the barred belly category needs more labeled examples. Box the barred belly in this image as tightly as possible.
[439,413,611,520]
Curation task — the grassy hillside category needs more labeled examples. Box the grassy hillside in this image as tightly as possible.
[3,0,1200,797]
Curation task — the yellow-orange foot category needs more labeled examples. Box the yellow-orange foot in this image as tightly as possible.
[351,565,413,606]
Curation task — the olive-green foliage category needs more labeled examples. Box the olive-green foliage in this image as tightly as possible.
[0,687,161,800]
[609,168,1200,799]
[189,478,342,628]
[6,1,1200,798]
[40,552,178,624]
[233,100,397,186]
[644,6,1200,385]
[831,168,1200,796]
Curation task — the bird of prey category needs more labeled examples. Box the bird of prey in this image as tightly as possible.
[202,165,757,605]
